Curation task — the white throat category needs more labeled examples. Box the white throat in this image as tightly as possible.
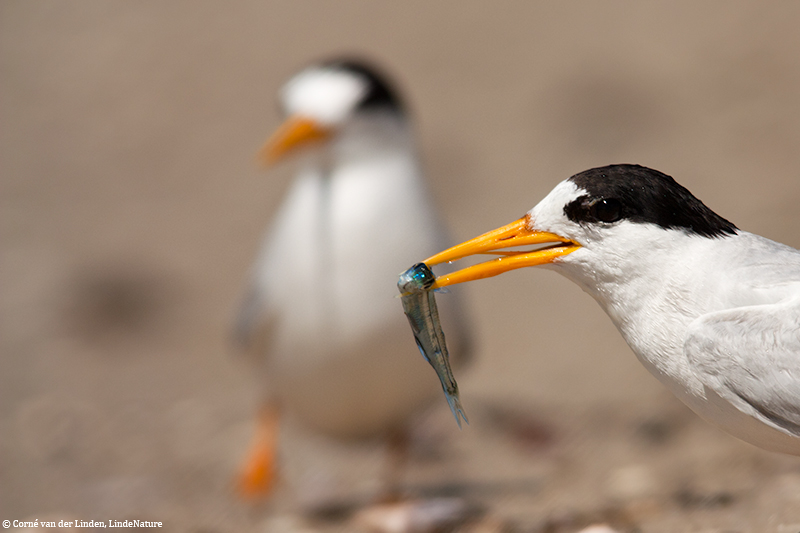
[333,111,413,163]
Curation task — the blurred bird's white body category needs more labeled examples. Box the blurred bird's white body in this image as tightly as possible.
[245,113,460,437]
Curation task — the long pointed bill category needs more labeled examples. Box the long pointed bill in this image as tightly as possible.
[258,115,333,166]
[424,215,580,289]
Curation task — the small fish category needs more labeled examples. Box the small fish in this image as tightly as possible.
[398,263,468,427]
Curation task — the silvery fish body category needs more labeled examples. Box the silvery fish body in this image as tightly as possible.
[397,263,468,427]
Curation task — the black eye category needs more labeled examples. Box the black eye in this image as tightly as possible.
[591,198,622,223]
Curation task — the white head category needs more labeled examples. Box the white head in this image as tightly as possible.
[260,59,404,164]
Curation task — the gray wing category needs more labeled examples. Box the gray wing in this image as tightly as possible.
[233,220,291,354]
[232,217,288,352]
[233,281,273,348]
[232,173,319,351]
[685,297,800,436]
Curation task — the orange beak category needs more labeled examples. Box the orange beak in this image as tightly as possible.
[424,215,580,288]
[258,115,333,166]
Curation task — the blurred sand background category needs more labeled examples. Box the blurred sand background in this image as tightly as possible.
[2,1,800,531]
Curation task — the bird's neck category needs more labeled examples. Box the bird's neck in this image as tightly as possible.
[332,111,415,163]
[558,231,729,397]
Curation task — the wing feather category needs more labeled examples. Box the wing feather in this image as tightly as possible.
[685,297,800,436]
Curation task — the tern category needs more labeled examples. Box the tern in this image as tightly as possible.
[234,59,470,499]
[423,164,800,455]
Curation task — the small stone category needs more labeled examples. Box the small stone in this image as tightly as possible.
[673,487,734,509]
[352,498,472,533]
[576,525,621,533]
[606,465,656,500]
[260,513,319,533]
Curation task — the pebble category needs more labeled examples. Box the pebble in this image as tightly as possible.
[606,464,656,500]
[352,498,472,533]
[576,525,621,533]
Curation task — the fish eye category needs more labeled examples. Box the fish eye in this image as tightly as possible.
[591,198,622,223]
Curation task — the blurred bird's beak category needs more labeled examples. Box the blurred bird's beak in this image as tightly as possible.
[258,115,333,166]
[424,215,580,288]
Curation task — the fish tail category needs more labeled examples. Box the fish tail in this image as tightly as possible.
[445,392,469,429]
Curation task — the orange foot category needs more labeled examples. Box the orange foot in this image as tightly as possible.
[237,404,280,499]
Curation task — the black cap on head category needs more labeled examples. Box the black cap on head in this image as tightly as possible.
[322,58,405,114]
[565,164,738,238]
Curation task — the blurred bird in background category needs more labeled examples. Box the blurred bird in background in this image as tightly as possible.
[234,58,470,510]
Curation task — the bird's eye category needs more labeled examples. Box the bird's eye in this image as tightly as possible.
[591,198,622,223]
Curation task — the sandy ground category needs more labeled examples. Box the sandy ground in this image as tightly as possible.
[2,2,800,532]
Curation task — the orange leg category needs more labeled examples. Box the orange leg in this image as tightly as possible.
[237,403,280,499]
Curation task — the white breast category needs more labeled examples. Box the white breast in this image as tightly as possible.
[243,130,468,437]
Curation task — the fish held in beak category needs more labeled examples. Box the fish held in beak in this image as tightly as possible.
[398,263,468,428]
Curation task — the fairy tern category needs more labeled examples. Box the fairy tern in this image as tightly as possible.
[423,164,800,455]
[234,59,470,499]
